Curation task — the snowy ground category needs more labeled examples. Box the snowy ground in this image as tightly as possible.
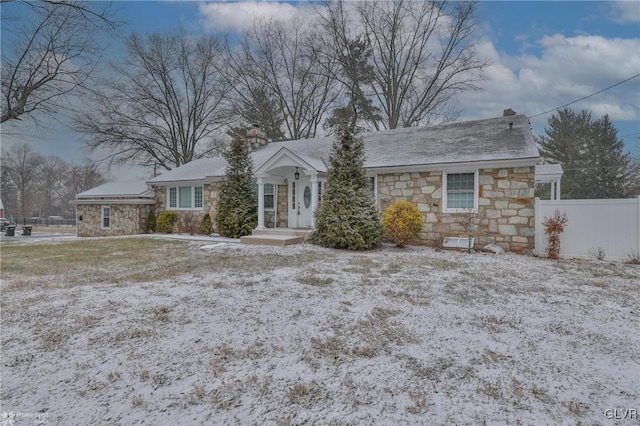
[1,237,638,425]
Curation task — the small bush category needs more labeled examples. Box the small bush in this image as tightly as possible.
[199,213,213,235]
[382,201,423,248]
[626,250,640,265]
[156,211,178,234]
[145,209,156,233]
[589,247,606,261]
[181,212,197,235]
[542,209,567,259]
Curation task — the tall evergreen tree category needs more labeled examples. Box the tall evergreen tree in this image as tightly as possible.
[310,116,382,250]
[216,136,257,237]
[537,108,634,199]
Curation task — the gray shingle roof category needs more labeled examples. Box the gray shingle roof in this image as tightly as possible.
[147,114,539,185]
[76,181,153,198]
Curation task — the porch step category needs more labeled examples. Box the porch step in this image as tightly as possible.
[251,228,313,240]
[240,234,305,246]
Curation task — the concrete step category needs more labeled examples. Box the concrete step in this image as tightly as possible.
[240,234,305,246]
[251,228,312,240]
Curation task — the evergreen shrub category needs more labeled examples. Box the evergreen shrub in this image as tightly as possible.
[156,211,178,234]
[145,209,156,233]
[199,213,213,235]
[382,201,423,247]
[216,135,257,237]
[310,121,382,250]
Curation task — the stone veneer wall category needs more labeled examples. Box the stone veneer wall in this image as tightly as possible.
[77,203,151,237]
[276,183,288,228]
[153,182,221,233]
[377,167,536,254]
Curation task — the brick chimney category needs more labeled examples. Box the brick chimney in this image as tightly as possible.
[246,124,269,151]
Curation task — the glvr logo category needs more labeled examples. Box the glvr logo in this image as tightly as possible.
[605,408,638,420]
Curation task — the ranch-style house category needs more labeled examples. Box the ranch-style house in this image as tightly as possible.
[74,114,550,254]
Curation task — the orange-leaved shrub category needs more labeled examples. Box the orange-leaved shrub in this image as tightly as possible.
[382,201,423,247]
[542,209,568,259]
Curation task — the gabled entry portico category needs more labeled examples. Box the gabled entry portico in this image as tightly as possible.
[254,147,326,231]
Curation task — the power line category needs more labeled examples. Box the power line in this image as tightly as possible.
[530,74,640,119]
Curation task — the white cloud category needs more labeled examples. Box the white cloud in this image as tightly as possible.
[456,34,640,131]
[198,1,313,32]
[610,1,640,24]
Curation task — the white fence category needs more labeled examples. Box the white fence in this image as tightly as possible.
[534,197,640,260]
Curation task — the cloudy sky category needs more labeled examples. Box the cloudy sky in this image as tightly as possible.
[2,1,639,181]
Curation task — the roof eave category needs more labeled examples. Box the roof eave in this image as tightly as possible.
[72,199,156,205]
[147,177,219,186]
[365,156,541,174]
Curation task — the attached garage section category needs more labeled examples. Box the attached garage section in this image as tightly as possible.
[73,182,155,237]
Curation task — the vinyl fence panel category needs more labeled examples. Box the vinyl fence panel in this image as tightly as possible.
[535,197,640,260]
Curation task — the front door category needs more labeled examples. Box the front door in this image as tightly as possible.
[289,177,313,228]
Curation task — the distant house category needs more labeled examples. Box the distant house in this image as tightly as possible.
[74,115,542,253]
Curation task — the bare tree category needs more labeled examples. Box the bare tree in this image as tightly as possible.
[1,167,19,219]
[0,141,107,218]
[76,31,232,171]
[1,143,44,217]
[60,161,107,216]
[224,15,341,141]
[317,0,487,130]
[1,0,116,124]
[36,154,68,216]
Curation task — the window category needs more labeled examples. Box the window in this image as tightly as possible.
[169,188,177,208]
[252,183,275,210]
[291,181,296,209]
[102,206,111,229]
[179,187,192,208]
[443,171,478,212]
[369,176,377,199]
[264,184,274,210]
[194,186,203,208]
[167,186,204,210]
[318,182,322,203]
[303,186,311,208]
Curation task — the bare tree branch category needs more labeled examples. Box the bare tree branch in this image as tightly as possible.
[76,31,232,171]
[1,0,118,124]
[317,0,487,129]
[223,14,341,141]
[0,143,44,217]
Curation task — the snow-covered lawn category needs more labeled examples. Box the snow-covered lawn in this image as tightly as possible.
[1,237,638,425]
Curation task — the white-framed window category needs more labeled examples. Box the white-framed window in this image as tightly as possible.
[264,183,274,210]
[368,176,377,200]
[167,186,204,210]
[318,181,322,204]
[169,188,177,208]
[442,171,478,213]
[252,183,275,210]
[101,206,111,229]
[194,186,203,208]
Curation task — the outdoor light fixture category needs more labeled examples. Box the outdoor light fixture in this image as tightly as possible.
[295,167,300,180]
